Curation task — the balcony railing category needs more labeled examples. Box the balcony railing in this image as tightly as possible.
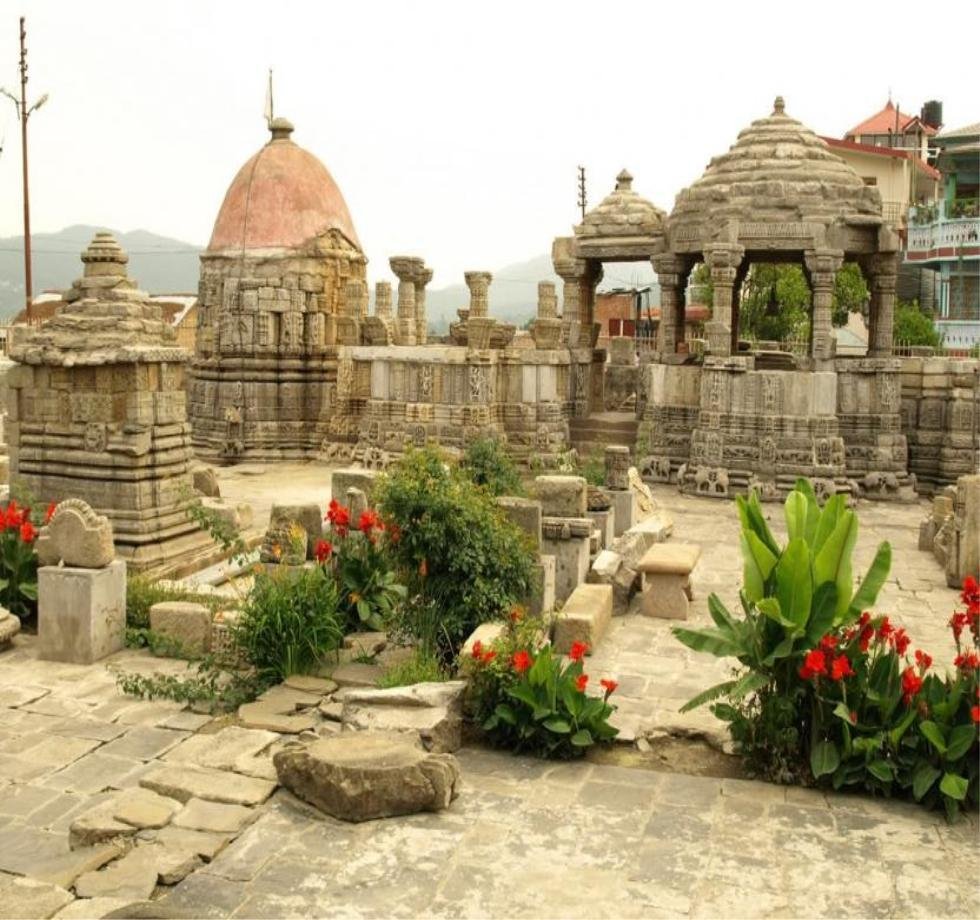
[907,199,980,257]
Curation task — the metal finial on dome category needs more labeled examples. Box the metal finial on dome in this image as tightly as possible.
[269,117,294,141]
[615,169,633,192]
[773,96,786,116]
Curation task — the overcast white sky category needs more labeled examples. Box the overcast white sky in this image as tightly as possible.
[1,0,978,285]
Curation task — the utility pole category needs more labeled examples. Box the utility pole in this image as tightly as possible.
[2,17,48,322]
[577,165,586,220]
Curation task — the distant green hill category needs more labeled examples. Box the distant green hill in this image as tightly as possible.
[1,226,658,326]
[0,225,202,318]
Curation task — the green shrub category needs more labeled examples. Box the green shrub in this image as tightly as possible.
[674,481,979,819]
[234,565,344,682]
[578,448,606,487]
[378,647,450,688]
[463,614,619,758]
[460,437,525,497]
[375,448,535,663]
[893,300,941,348]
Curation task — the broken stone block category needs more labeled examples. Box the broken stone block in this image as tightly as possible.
[192,466,221,498]
[70,788,181,848]
[605,488,636,537]
[283,674,337,695]
[604,446,631,490]
[461,621,505,658]
[237,701,316,735]
[528,555,556,618]
[273,732,461,822]
[269,502,323,559]
[496,496,543,550]
[541,517,592,604]
[637,543,701,620]
[172,798,255,835]
[335,681,467,753]
[52,897,141,920]
[148,601,212,657]
[35,499,115,569]
[163,726,278,772]
[533,475,587,517]
[587,508,615,550]
[331,467,380,505]
[0,608,20,650]
[553,583,613,654]
[330,662,383,688]
[628,467,658,518]
[74,846,160,901]
[342,631,388,656]
[31,844,123,890]
[587,549,633,616]
[38,560,126,666]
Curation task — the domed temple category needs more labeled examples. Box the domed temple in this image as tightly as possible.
[189,118,367,461]
[553,97,917,500]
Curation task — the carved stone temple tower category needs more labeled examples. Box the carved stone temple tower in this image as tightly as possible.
[189,117,367,461]
[7,232,212,573]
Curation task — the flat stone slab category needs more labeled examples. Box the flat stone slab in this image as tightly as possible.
[553,584,613,655]
[638,543,701,574]
[74,846,160,901]
[0,874,73,920]
[329,662,383,688]
[164,726,278,772]
[30,844,123,889]
[273,732,461,822]
[152,826,231,861]
[70,789,181,848]
[139,765,275,807]
[237,702,316,734]
[283,675,337,695]
[52,898,140,920]
[172,798,255,835]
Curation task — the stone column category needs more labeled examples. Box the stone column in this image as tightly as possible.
[337,281,364,345]
[414,265,433,346]
[703,244,743,357]
[464,271,492,317]
[868,252,899,357]
[464,271,495,349]
[532,281,562,349]
[390,256,423,346]
[804,249,844,364]
[652,255,686,355]
[552,236,586,346]
[375,281,393,321]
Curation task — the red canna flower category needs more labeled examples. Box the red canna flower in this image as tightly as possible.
[357,509,381,534]
[858,611,872,627]
[914,649,932,673]
[972,705,980,725]
[799,649,828,681]
[877,616,894,644]
[471,640,484,660]
[858,625,875,653]
[4,500,22,530]
[953,651,980,671]
[849,711,858,725]
[481,650,497,665]
[819,634,838,652]
[575,674,589,692]
[326,499,350,537]
[892,628,911,656]
[962,576,979,611]
[44,501,57,525]
[600,678,618,695]
[314,539,333,563]
[950,611,969,641]
[19,520,36,543]
[568,641,589,662]
[830,654,855,682]
[512,650,532,674]
[901,666,923,705]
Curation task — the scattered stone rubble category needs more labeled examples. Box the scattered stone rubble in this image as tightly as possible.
[919,473,980,587]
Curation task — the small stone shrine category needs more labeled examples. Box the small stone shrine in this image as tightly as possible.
[6,232,211,573]
[189,117,368,461]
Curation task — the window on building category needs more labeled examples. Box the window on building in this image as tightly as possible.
[862,177,878,186]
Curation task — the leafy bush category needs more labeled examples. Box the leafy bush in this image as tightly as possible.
[0,499,45,620]
[234,565,344,683]
[117,655,263,712]
[463,613,619,758]
[378,647,450,688]
[321,501,407,632]
[460,437,525,497]
[674,482,980,819]
[375,448,535,663]
[893,300,941,348]
[577,448,606,487]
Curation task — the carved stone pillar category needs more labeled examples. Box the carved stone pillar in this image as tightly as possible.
[703,244,744,356]
[804,249,844,363]
[531,281,561,349]
[337,280,365,345]
[867,252,899,357]
[464,271,492,318]
[414,265,433,345]
[375,281,393,321]
[652,255,686,355]
[577,262,604,348]
[552,236,586,346]
[390,256,423,346]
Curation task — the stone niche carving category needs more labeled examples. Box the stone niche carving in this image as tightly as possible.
[7,233,213,575]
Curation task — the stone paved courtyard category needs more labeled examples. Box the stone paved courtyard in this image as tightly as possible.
[0,468,977,919]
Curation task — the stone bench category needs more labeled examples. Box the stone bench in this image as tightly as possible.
[637,544,701,620]
[552,584,612,654]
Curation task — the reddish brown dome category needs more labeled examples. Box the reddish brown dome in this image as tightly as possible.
[207,119,360,252]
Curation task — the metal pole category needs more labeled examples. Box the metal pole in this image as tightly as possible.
[19,16,32,321]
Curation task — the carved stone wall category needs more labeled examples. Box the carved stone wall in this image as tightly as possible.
[899,356,980,491]
[7,233,212,574]
[190,230,367,461]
